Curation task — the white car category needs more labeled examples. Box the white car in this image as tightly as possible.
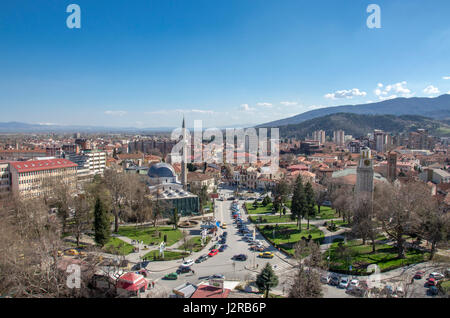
[349,279,359,287]
[429,272,445,280]
[181,259,194,267]
[339,277,350,289]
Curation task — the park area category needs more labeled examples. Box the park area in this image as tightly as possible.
[103,237,134,256]
[326,239,430,275]
[257,224,324,255]
[143,250,190,261]
[117,226,182,247]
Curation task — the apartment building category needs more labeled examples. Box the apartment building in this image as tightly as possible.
[64,150,106,181]
[9,158,78,198]
[0,161,11,201]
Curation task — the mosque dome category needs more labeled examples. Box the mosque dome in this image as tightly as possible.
[148,163,176,179]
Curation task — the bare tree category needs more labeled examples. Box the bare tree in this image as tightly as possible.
[351,193,379,253]
[71,193,92,247]
[103,169,128,233]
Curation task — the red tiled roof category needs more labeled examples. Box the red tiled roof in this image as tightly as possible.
[191,284,231,298]
[10,159,77,173]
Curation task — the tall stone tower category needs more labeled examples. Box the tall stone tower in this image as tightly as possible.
[356,147,374,197]
[387,152,397,182]
[181,117,188,190]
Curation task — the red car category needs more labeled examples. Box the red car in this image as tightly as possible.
[208,249,218,257]
[414,271,425,279]
[425,278,437,286]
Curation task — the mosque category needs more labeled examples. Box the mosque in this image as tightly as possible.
[147,119,200,216]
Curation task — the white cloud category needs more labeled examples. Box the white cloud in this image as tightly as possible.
[104,110,127,116]
[240,104,255,112]
[190,109,214,114]
[256,102,272,107]
[374,81,413,100]
[442,76,450,80]
[324,88,367,100]
[423,85,440,95]
[280,101,298,106]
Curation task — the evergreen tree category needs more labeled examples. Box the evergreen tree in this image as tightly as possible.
[94,196,110,247]
[171,207,180,229]
[304,182,316,230]
[255,263,279,298]
[291,175,306,230]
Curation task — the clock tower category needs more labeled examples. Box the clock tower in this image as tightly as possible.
[356,147,374,197]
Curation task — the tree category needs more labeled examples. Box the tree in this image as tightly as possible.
[272,180,290,216]
[262,195,271,207]
[314,185,328,215]
[71,194,92,247]
[374,181,424,259]
[192,184,209,216]
[304,182,316,229]
[413,198,449,260]
[351,193,378,253]
[94,196,110,248]
[253,199,258,209]
[255,263,279,298]
[170,207,180,229]
[288,240,323,298]
[103,169,127,233]
[291,175,306,229]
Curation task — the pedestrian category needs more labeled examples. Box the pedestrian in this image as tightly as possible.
[182,256,185,261]
[152,281,155,289]
[192,269,195,275]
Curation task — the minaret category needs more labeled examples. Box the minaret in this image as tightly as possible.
[181,117,188,190]
[356,147,374,198]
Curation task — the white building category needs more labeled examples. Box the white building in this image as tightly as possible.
[64,150,106,180]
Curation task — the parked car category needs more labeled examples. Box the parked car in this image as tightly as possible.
[65,249,79,256]
[208,249,219,257]
[425,278,437,287]
[322,200,332,207]
[219,244,228,252]
[232,254,247,261]
[414,271,425,279]
[330,276,340,286]
[349,279,359,288]
[320,274,331,284]
[163,272,178,280]
[195,255,209,263]
[181,259,194,267]
[250,245,265,252]
[258,252,274,258]
[429,272,445,280]
[428,286,439,296]
[339,277,350,289]
[221,223,227,229]
[209,274,225,279]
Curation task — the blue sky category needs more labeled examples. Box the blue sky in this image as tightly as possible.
[1,0,450,128]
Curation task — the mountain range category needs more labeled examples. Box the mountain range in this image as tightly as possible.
[257,94,450,128]
[277,113,450,139]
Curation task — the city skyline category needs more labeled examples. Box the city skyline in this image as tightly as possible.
[1,0,450,128]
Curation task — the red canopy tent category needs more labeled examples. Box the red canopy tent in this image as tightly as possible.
[116,272,148,292]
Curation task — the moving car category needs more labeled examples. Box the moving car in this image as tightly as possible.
[195,255,209,263]
[250,245,265,252]
[208,249,219,257]
[258,252,274,258]
[163,272,178,280]
[176,266,192,274]
[221,223,227,229]
[232,254,247,261]
[339,277,350,289]
[181,259,194,267]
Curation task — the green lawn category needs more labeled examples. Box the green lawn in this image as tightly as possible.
[103,237,134,256]
[326,240,430,274]
[314,206,339,220]
[245,202,275,214]
[181,236,211,252]
[249,214,294,224]
[143,250,190,261]
[439,280,450,295]
[117,226,182,247]
[257,224,324,255]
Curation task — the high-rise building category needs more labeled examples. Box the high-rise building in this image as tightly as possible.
[408,129,435,150]
[374,130,385,153]
[312,130,326,145]
[333,130,345,146]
